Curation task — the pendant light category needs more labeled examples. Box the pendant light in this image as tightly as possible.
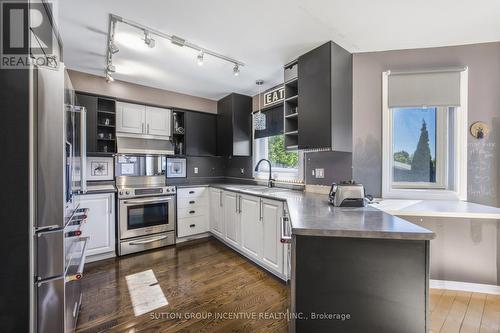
[254,80,266,131]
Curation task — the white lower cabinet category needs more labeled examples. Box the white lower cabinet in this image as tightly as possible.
[209,188,288,280]
[77,192,115,261]
[209,188,224,237]
[261,198,284,273]
[223,191,240,247]
[240,194,262,260]
[177,187,209,238]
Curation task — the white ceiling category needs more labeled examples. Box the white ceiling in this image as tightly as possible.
[58,0,500,100]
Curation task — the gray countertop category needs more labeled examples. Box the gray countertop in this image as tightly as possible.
[207,184,435,241]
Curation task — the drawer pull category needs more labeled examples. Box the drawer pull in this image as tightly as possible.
[189,224,196,228]
[189,200,195,204]
[189,191,195,194]
[189,210,195,214]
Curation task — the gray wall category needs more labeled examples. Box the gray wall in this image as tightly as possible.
[68,70,217,113]
[353,42,500,205]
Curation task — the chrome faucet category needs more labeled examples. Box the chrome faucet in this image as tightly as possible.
[254,159,275,188]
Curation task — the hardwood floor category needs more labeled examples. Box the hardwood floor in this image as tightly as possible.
[430,288,500,333]
[77,237,500,333]
[76,238,289,333]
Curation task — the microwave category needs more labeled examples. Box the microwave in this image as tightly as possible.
[166,158,186,178]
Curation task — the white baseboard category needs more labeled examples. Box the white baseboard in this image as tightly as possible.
[176,232,211,243]
[430,279,500,295]
[86,251,116,263]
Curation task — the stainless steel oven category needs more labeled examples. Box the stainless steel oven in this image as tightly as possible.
[119,195,175,240]
[117,174,176,256]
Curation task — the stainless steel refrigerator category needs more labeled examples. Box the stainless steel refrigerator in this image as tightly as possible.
[32,64,89,333]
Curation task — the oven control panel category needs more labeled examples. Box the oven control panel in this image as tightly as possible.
[118,186,176,199]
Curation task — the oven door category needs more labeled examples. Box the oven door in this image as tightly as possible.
[119,196,175,239]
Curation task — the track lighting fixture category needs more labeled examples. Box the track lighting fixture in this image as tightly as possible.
[107,14,245,76]
[197,51,204,66]
[144,31,156,48]
[109,41,119,54]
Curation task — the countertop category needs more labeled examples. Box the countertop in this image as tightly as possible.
[208,184,435,241]
[370,199,500,219]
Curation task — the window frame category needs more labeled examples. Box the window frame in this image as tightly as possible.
[381,69,468,200]
[252,118,304,183]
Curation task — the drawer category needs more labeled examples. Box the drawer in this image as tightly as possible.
[177,195,209,209]
[178,206,209,219]
[177,187,207,199]
[177,215,209,237]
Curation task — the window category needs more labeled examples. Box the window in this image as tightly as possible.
[253,134,303,182]
[382,69,468,200]
[391,107,448,189]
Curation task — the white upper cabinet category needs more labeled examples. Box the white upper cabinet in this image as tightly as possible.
[116,102,171,138]
[145,106,171,137]
[116,102,145,134]
[240,195,262,260]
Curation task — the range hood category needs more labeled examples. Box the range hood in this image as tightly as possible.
[116,137,174,155]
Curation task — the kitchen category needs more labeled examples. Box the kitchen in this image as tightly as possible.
[2,1,500,333]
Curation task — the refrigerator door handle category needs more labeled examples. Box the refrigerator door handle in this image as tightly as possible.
[80,107,87,193]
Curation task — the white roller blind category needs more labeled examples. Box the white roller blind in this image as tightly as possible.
[388,68,464,108]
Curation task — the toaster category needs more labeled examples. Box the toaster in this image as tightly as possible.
[329,180,367,207]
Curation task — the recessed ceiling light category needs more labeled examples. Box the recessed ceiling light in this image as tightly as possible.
[233,64,240,76]
[197,51,204,66]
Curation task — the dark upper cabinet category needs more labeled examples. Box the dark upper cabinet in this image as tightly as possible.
[216,93,252,156]
[75,92,116,155]
[185,111,217,156]
[297,41,352,152]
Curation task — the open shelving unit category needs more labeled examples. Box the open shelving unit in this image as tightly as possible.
[172,110,186,155]
[284,60,299,150]
[95,98,116,154]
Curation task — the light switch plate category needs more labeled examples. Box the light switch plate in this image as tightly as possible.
[315,168,324,178]
[194,167,199,174]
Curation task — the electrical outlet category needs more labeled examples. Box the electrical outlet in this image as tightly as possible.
[194,167,199,174]
[240,168,245,174]
[315,168,324,178]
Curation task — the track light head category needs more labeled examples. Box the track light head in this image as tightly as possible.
[109,41,119,54]
[233,64,240,76]
[106,72,114,83]
[197,51,204,66]
[144,31,156,48]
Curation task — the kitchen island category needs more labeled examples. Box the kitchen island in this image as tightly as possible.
[180,183,435,333]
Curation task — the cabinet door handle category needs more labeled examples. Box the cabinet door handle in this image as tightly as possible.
[235,195,238,213]
[141,123,144,133]
[189,210,195,214]
[189,224,196,228]
[259,199,263,221]
[189,191,195,194]
[238,195,242,213]
[189,200,195,204]
[219,191,223,207]
[147,123,150,134]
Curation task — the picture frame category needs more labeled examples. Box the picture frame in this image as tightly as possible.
[86,156,114,181]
